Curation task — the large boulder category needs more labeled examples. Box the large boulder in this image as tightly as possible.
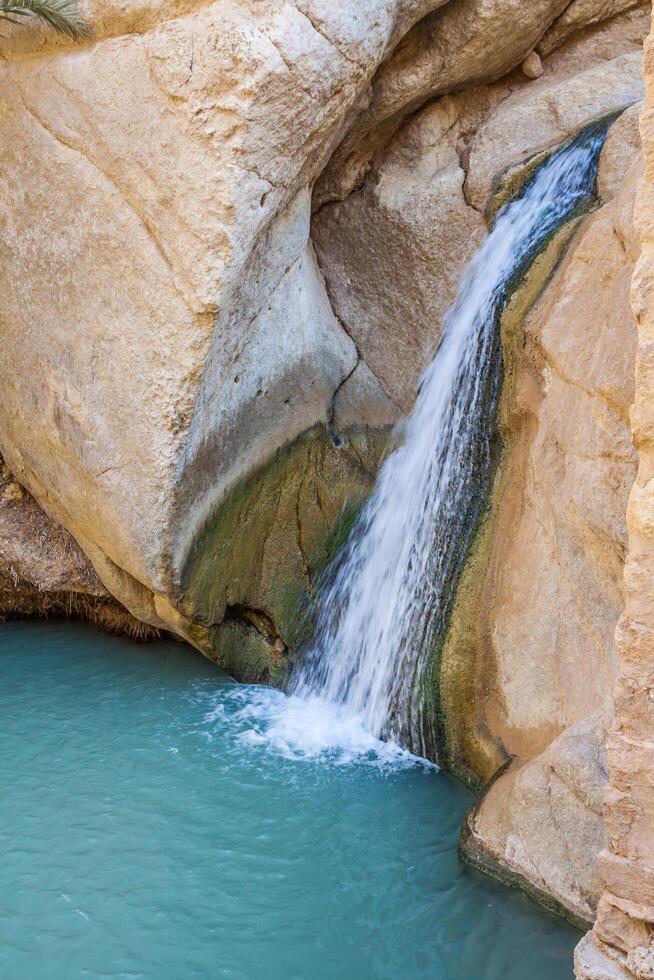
[0,0,444,674]
[464,714,609,926]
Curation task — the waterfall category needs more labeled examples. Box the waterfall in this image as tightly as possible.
[290,124,608,759]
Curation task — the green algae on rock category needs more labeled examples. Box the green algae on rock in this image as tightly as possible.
[435,215,586,789]
[179,425,388,684]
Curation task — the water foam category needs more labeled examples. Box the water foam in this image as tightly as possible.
[204,685,434,769]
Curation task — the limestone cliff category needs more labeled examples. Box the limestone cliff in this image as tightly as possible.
[0,0,647,681]
[575,22,654,980]
[453,138,641,925]
[308,23,648,935]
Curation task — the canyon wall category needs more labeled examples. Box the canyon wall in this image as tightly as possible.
[575,24,654,980]
[1,0,653,958]
[0,0,646,684]
[455,133,642,925]
[309,12,649,927]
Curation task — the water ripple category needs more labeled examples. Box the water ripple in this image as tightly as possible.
[0,622,578,980]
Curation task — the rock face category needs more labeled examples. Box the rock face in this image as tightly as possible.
[575,24,654,979]
[446,145,641,923]
[599,103,643,199]
[310,33,646,932]
[313,91,489,413]
[314,6,646,416]
[0,457,155,638]
[2,0,646,679]
[538,0,645,56]
[1,0,447,671]
[314,0,650,207]
[1,0,653,960]
[464,51,643,209]
[464,714,610,925]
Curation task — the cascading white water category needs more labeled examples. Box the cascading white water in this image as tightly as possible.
[287,124,609,759]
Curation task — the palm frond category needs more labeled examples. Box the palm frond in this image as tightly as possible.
[0,0,90,39]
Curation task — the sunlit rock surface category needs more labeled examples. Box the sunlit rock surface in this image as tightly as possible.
[575,22,654,980]
[465,714,609,925]
[464,51,643,209]
[447,145,641,922]
[313,6,646,414]
[0,0,443,659]
[599,103,643,199]
[538,0,645,56]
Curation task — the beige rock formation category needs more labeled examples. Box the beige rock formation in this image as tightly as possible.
[364,0,570,124]
[465,714,609,924]
[544,2,651,70]
[313,90,490,412]
[449,149,641,921]
[575,23,654,979]
[0,0,445,60]
[599,103,643,200]
[0,457,154,637]
[465,52,644,210]
[0,0,442,667]
[576,931,635,979]
[314,0,571,206]
[314,0,650,209]
[314,11,647,420]
[539,0,645,57]
[487,167,638,753]
[2,0,646,682]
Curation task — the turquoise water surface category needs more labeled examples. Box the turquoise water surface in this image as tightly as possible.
[0,622,578,979]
